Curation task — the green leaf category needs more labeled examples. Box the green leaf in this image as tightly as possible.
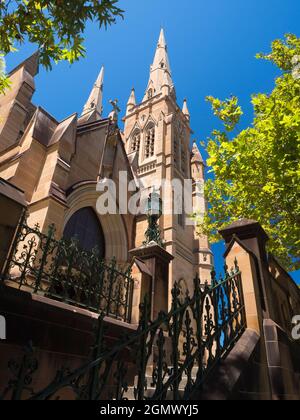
[0,0,124,69]
[198,34,300,272]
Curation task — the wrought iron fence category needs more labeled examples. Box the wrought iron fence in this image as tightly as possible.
[1,217,134,323]
[0,262,247,400]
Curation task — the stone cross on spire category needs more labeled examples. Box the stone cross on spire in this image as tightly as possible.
[143,29,175,101]
[82,66,104,119]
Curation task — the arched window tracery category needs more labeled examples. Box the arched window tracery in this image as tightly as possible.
[145,124,155,159]
[131,130,141,154]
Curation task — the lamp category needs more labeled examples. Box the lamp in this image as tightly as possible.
[143,191,164,247]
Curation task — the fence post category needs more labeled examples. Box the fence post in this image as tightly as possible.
[130,242,174,321]
[218,219,279,400]
[219,219,275,333]
[0,179,27,279]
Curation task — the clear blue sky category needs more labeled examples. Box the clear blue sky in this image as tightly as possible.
[5,0,300,284]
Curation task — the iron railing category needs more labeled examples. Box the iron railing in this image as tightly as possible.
[1,218,134,323]
[0,262,247,400]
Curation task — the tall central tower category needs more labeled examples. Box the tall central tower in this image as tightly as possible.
[123,30,213,297]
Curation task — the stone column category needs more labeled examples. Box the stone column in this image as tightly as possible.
[218,219,300,400]
[0,179,27,277]
[130,241,174,320]
[130,258,152,325]
[219,219,276,326]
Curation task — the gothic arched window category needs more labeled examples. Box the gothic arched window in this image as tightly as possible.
[131,130,141,154]
[63,207,105,257]
[145,124,155,159]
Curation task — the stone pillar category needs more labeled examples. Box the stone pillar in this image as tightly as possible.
[219,219,276,325]
[130,258,152,325]
[0,179,27,276]
[218,219,299,400]
[263,319,299,400]
[130,241,174,320]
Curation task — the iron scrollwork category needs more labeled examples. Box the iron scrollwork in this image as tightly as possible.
[1,260,246,401]
[1,218,134,323]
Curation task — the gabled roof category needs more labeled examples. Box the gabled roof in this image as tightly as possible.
[9,51,39,77]
[32,107,58,147]
[31,107,78,150]
[49,113,77,147]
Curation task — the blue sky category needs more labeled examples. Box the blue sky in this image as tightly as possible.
[5,0,300,284]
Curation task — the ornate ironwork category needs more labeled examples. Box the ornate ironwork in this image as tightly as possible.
[1,218,134,323]
[0,342,38,400]
[1,261,246,400]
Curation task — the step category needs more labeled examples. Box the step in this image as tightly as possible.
[124,386,186,401]
[124,364,204,400]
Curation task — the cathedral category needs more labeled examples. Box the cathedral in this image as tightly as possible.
[0,29,213,301]
[1,30,300,401]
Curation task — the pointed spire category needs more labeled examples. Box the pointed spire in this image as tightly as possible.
[126,88,136,114]
[182,99,190,121]
[158,28,167,49]
[143,29,174,101]
[191,141,204,164]
[82,66,104,118]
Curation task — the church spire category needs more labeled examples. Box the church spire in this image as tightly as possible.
[126,88,136,115]
[191,141,204,164]
[82,66,104,118]
[143,29,174,101]
[182,99,190,121]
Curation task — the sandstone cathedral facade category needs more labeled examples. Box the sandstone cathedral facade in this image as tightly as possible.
[0,30,213,305]
[1,30,300,402]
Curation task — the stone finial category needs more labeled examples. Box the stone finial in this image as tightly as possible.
[182,99,190,121]
[109,99,121,122]
[191,141,204,164]
[219,219,269,245]
[126,88,136,115]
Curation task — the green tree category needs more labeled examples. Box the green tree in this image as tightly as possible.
[0,0,124,93]
[0,55,11,94]
[199,34,300,271]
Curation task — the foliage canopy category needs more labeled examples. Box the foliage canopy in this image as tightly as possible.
[0,0,124,93]
[200,34,300,271]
